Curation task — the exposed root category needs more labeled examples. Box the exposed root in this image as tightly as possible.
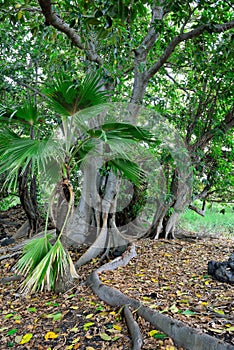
[0,251,20,262]
[96,244,137,273]
[86,246,234,350]
[124,305,143,350]
[0,275,22,284]
[75,214,108,268]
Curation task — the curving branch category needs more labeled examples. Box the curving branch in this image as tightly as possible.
[191,108,234,151]
[146,20,234,80]
[37,0,102,65]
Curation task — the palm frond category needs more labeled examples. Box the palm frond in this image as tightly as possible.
[77,72,108,110]
[19,239,78,293]
[101,122,154,142]
[0,129,64,190]
[15,101,39,125]
[43,72,108,116]
[15,234,53,277]
[109,158,145,188]
[0,101,39,126]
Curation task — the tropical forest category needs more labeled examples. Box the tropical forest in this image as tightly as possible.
[0,1,234,349]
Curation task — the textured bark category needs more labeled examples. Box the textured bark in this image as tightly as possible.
[75,171,126,267]
[148,166,192,239]
[18,167,40,237]
[124,305,143,350]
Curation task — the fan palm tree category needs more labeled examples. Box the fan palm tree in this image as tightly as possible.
[0,72,154,293]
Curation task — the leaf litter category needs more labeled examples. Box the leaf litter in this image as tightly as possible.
[0,207,233,349]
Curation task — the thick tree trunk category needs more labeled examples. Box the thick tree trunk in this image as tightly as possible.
[147,166,192,239]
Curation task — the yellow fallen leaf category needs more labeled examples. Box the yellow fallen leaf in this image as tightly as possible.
[213,309,224,315]
[70,327,79,332]
[44,331,58,340]
[99,333,112,340]
[20,333,33,344]
[151,278,158,283]
[166,346,175,350]
[66,346,73,350]
[201,301,208,306]
[72,337,80,344]
[149,330,159,337]
[5,263,10,268]
[15,320,21,324]
[208,328,223,334]
[85,314,94,319]
[226,326,234,332]
[113,325,122,331]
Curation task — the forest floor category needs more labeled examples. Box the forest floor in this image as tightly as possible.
[0,206,233,350]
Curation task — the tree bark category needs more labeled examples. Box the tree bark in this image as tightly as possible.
[18,165,40,237]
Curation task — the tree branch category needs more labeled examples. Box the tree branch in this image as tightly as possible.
[190,108,234,151]
[37,0,102,65]
[146,21,234,80]
[188,204,205,217]
[165,71,190,96]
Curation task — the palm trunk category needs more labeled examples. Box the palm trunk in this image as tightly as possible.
[18,165,40,237]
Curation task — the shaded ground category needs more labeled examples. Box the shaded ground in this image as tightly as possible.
[0,207,233,349]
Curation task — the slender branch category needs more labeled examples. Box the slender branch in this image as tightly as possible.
[38,0,102,65]
[190,108,234,151]
[1,7,41,14]
[165,71,190,96]
[146,21,234,80]
[188,204,205,217]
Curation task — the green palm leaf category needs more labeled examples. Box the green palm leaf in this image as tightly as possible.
[15,234,53,277]
[86,122,154,142]
[0,101,40,126]
[19,239,78,293]
[43,72,108,116]
[0,129,64,190]
[109,158,145,188]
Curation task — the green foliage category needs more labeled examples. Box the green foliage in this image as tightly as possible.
[15,234,53,277]
[16,237,78,293]
[43,72,108,116]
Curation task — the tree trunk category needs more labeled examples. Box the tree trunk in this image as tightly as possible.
[18,165,40,237]
[147,166,192,239]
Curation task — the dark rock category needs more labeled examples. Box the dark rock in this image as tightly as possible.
[208,252,234,284]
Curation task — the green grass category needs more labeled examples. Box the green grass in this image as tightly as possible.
[179,206,234,237]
